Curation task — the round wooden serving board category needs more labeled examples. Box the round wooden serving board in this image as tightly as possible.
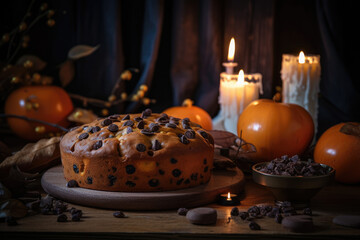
[41,165,245,210]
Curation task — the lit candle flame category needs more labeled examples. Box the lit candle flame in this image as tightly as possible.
[299,51,305,64]
[227,192,231,201]
[237,69,244,84]
[228,38,235,62]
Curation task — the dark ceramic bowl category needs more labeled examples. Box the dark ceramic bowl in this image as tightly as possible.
[252,162,335,208]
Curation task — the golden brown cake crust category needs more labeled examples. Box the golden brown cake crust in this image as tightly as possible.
[60,109,214,192]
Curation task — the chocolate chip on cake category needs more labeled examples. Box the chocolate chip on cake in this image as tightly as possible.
[108,124,119,132]
[90,126,101,133]
[179,134,190,144]
[148,178,159,187]
[126,165,136,174]
[126,126,133,134]
[93,140,103,150]
[172,169,182,177]
[149,122,160,132]
[101,118,112,126]
[142,108,152,117]
[165,123,177,128]
[78,132,89,140]
[123,120,134,127]
[134,116,143,122]
[185,130,195,139]
[152,139,162,151]
[170,158,178,164]
[140,128,154,136]
[86,176,93,184]
[66,180,79,188]
[198,130,209,139]
[108,175,117,186]
[137,120,145,129]
[57,214,68,222]
[136,143,147,152]
[73,164,79,173]
[122,114,130,120]
[249,221,261,230]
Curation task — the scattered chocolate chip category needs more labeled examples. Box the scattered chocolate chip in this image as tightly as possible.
[122,114,130,120]
[108,123,119,132]
[239,212,249,220]
[137,120,145,129]
[303,208,312,216]
[125,165,136,174]
[136,143,147,152]
[170,158,178,164]
[123,120,134,127]
[69,208,83,218]
[5,216,18,226]
[177,208,189,216]
[147,150,154,156]
[140,128,154,136]
[57,214,68,222]
[93,140,103,150]
[249,221,261,230]
[71,213,81,221]
[159,169,165,175]
[113,211,127,218]
[275,213,283,224]
[101,118,113,126]
[78,132,89,140]
[231,207,240,216]
[179,134,190,144]
[66,180,78,188]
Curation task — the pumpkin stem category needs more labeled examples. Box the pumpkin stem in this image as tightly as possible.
[272,86,282,102]
[340,123,360,137]
[182,98,193,107]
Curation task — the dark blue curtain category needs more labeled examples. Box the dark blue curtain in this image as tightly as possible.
[1,0,359,138]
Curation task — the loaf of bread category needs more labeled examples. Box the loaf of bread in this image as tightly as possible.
[60,109,214,192]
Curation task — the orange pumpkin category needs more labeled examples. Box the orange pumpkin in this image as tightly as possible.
[163,99,212,130]
[4,85,74,141]
[314,122,360,184]
[237,99,314,162]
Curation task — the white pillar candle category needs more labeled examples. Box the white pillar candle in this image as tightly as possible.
[281,51,321,135]
[213,70,263,134]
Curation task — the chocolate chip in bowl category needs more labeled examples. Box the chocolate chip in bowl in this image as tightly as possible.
[252,155,335,209]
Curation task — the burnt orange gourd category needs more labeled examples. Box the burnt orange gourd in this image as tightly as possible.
[4,85,73,141]
[163,99,212,130]
[237,99,314,162]
[314,122,360,184]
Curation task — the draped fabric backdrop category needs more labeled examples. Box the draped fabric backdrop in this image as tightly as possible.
[0,0,359,138]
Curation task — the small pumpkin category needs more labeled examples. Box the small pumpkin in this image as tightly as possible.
[237,99,314,162]
[314,122,360,184]
[163,99,212,130]
[4,85,74,141]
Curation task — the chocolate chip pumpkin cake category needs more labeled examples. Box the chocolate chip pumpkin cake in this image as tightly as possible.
[60,109,214,192]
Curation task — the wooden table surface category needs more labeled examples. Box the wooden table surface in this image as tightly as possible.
[1,175,360,240]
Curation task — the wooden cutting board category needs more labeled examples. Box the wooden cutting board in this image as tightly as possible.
[41,164,245,211]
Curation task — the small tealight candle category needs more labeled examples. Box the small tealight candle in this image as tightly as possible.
[218,192,240,206]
